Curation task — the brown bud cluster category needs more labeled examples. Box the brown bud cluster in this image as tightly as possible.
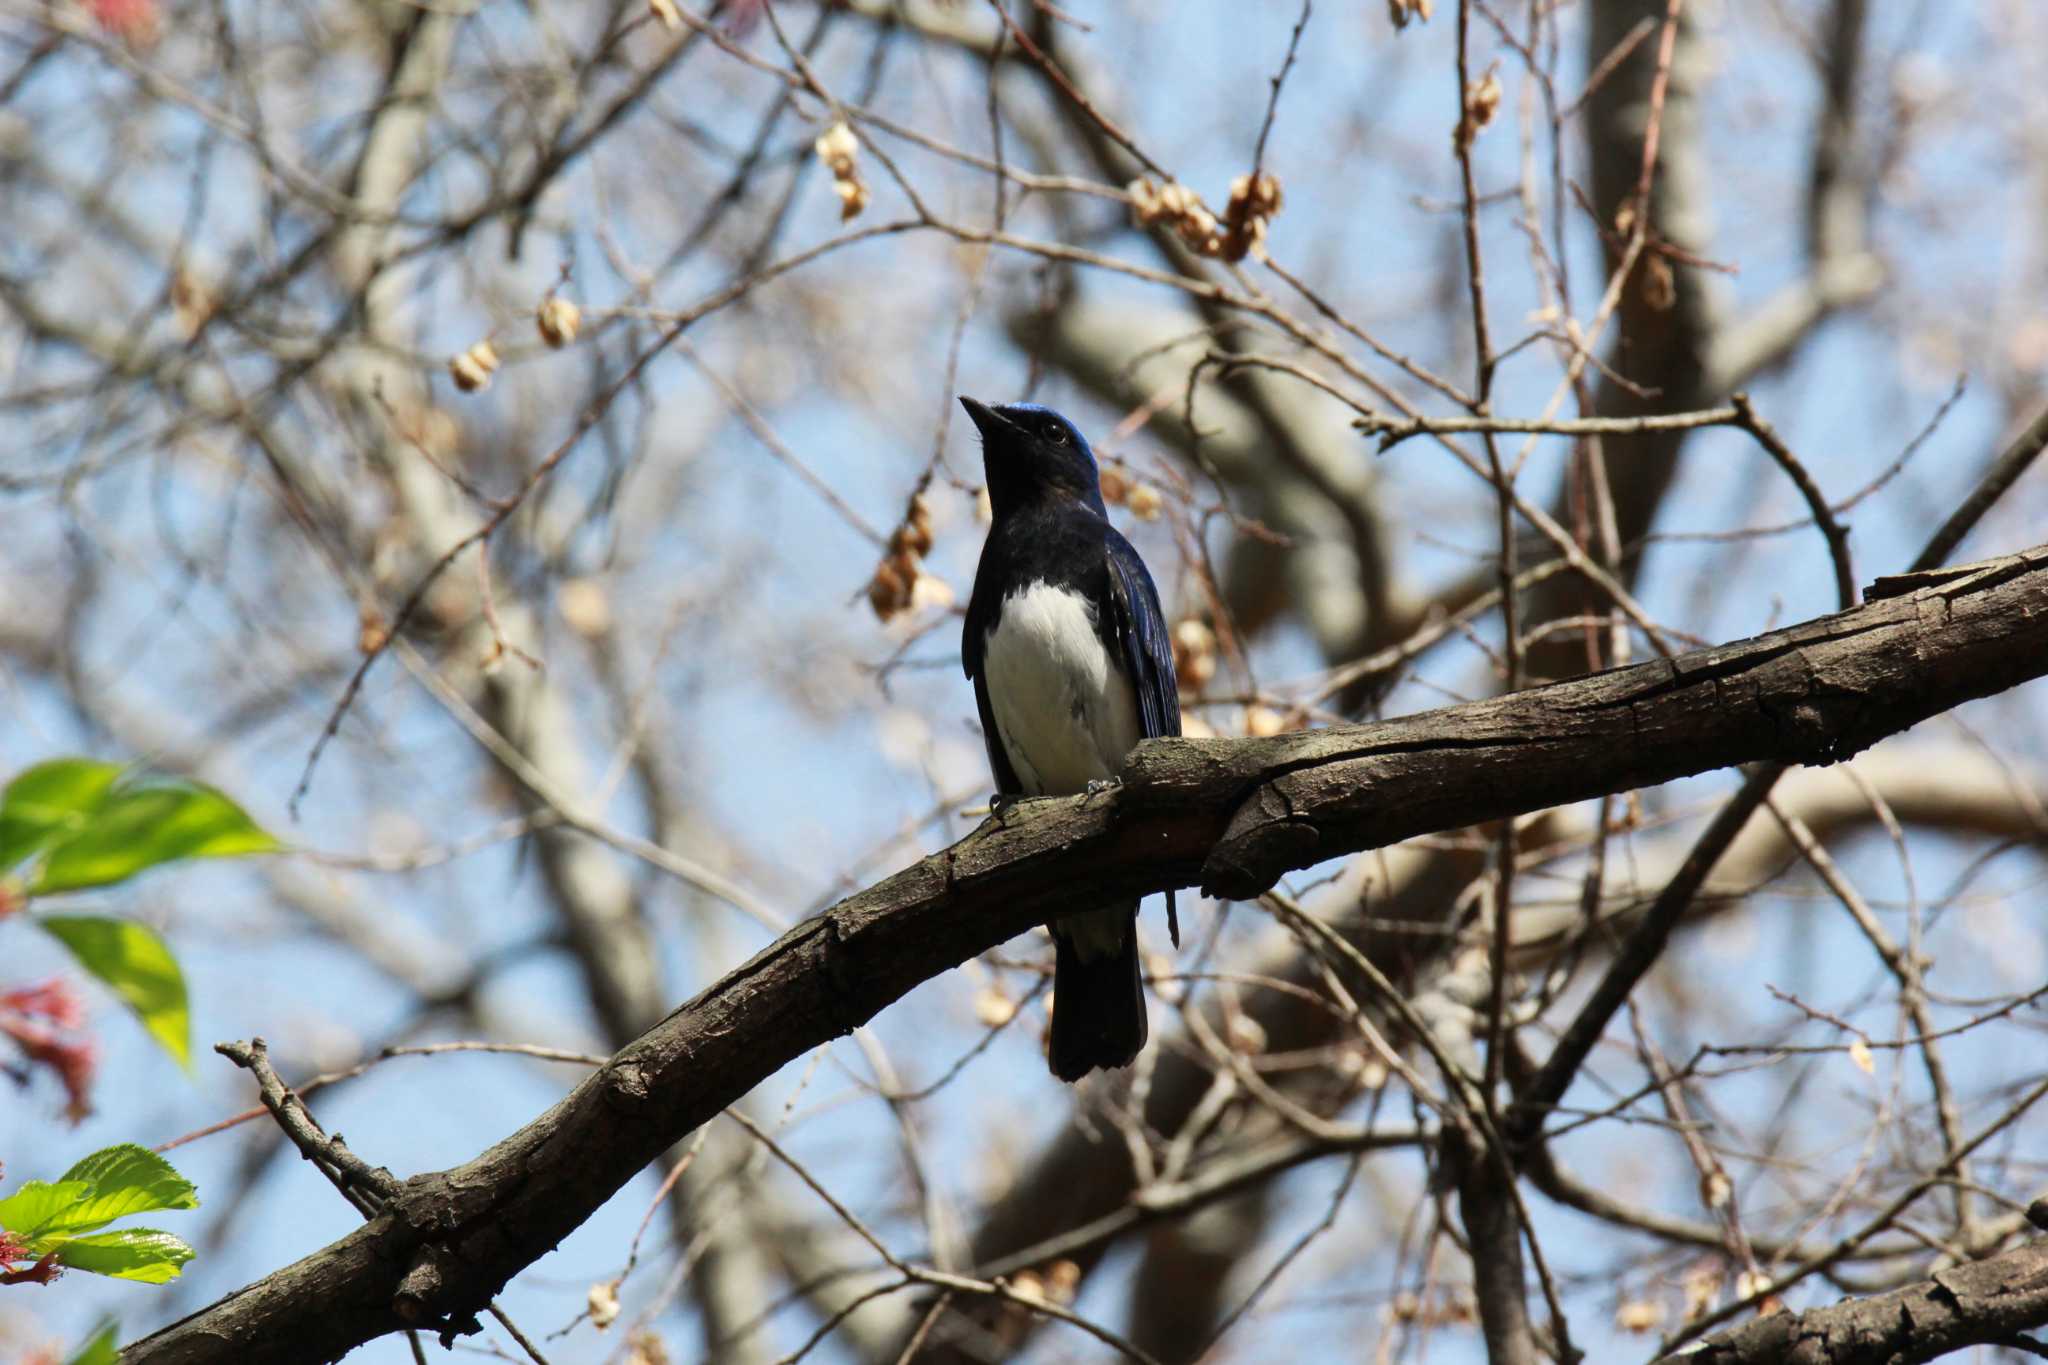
[972,988,1017,1028]
[624,1331,671,1365]
[1005,1259,1081,1308]
[1173,618,1217,693]
[814,121,870,221]
[1388,1289,1477,1327]
[1244,704,1289,737]
[1387,0,1433,28]
[1454,68,1502,154]
[537,296,582,348]
[1098,463,1130,506]
[557,578,612,639]
[1614,1300,1664,1334]
[358,605,389,656]
[867,492,944,622]
[1098,463,1164,521]
[171,269,215,338]
[448,340,500,393]
[1129,175,1283,264]
[1128,179,1215,255]
[1640,253,1677,311]
[1220,171,1284,261]
[1735,1269,1784,1317]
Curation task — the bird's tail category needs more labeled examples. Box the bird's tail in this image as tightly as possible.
[1048,908,1147,1082]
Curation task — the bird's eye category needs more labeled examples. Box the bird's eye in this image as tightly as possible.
[1044,423,1069,445]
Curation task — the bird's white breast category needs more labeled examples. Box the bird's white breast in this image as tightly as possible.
[981,581,1140,797]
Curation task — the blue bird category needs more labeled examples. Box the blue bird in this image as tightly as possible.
[960,396,1181,1081]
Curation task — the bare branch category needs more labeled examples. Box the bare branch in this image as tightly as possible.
[122,547,2048,1363]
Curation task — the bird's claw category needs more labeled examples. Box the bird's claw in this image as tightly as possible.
[1083,776,1122,803]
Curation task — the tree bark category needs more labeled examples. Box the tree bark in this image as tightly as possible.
[1678,1239,2048,1364]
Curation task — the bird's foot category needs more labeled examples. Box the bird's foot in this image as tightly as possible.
[1083,776,1122,804]
[989,791,1020,823]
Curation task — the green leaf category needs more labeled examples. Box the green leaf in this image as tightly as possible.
[53,1145,199,1232]
[65,1322,119,1365]
[43,1228,194,1283]
[37,916,191,1069]
[31,780,280,896]
[0,760,124,873]
[0,1148,198,1285]
[0,1180,92,1238]
[0,1147,198,1242]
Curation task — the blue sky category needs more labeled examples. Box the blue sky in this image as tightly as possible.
[4,1,2047,1361]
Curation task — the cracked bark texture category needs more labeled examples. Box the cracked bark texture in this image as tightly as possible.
[1679,1239,2048,1365]
[118,548,2048,1364]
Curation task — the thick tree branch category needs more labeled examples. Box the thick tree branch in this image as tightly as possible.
[123,546,2048,1364]
[1677,1238,2048,1365]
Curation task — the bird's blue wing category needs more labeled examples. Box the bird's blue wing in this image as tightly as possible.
[1103,529,1180,740]
[1105,528,1182,945]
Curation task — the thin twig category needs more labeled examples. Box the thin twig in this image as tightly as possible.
[216,1038,402,1205]
[1250,0,1312,176]
[487,1303,550,1365]
[1728,391,1855,609]
[1361,404,1739,451]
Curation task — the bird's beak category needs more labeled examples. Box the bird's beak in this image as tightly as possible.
[959,395,1011,438]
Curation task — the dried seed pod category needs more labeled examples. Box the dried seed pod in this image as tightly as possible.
[1221,171,1285,261]
[1614,1300,1664,1334]
[171,269,215,337]
[558,578,611,638]
[1176,206,1220,255]
[1388,0,1433,28]
[1126,178,1165,225]
[1124,482,1163,521]
[832,177,869,220]
[1225,1012,1267,1055]
[867,556,910,621]
[1641,254,1677,311]
[588,1282,621,1330]
[1173,618,1218,691]
[1244,704,1285,737]
[537,296,581,348]
[1097,464,1131,506]
[905,494,934,554]
[1454,68,1503,153]
[813,121,859,171]
[814,122,870,220]
[908,571,955,612]
[448,340,500,393]
[624,1330,671,1365]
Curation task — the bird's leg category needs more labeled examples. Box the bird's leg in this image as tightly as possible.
[989,791,1020,822]
[1083,776,1122,803]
